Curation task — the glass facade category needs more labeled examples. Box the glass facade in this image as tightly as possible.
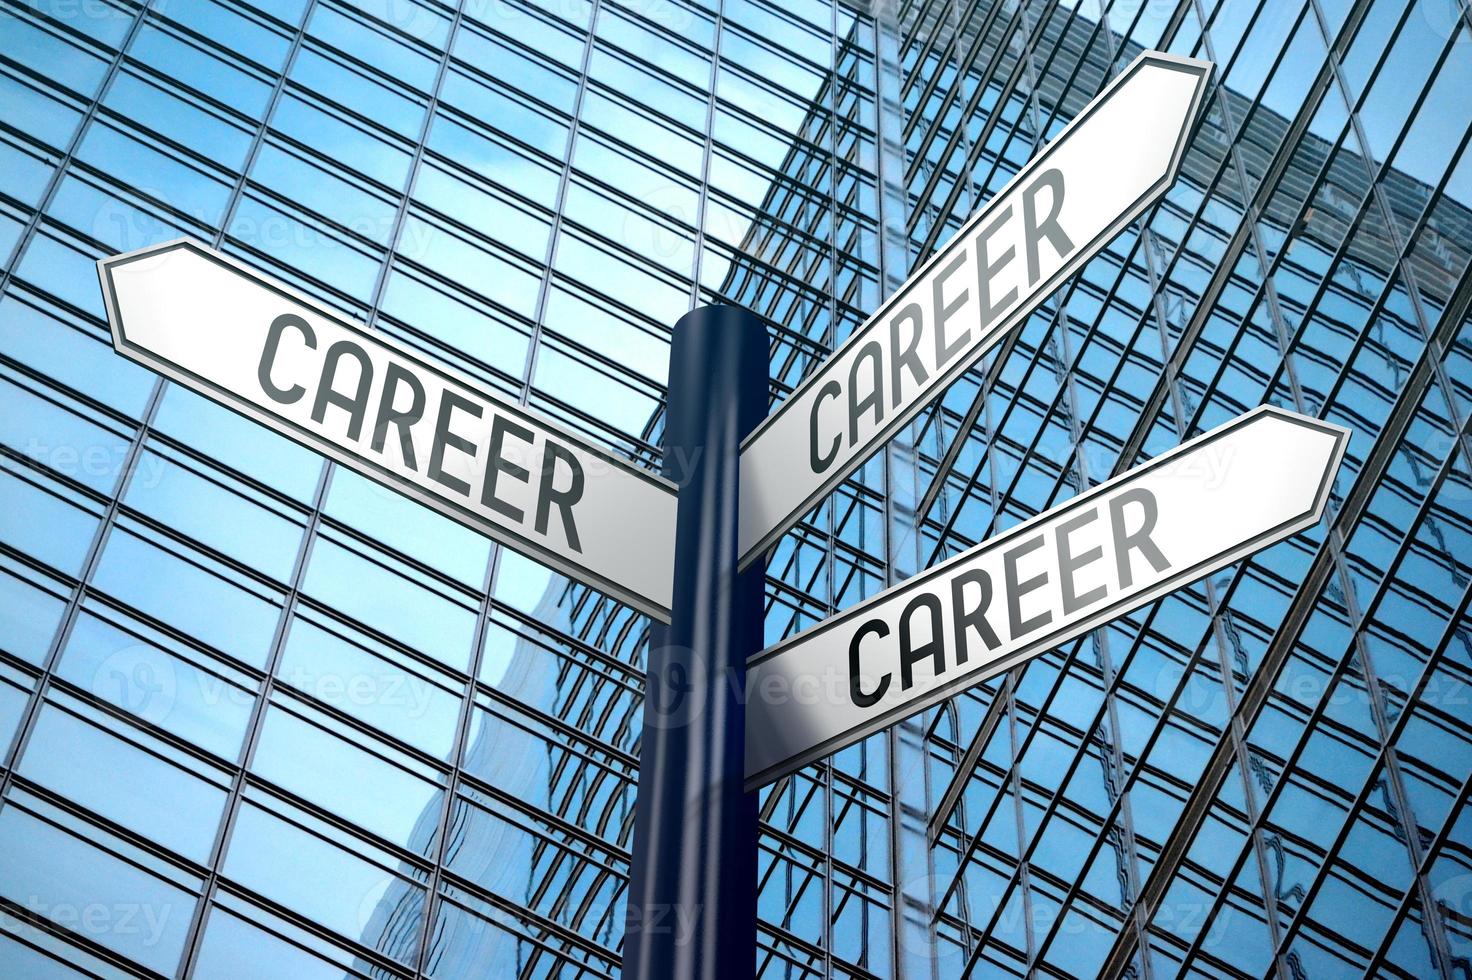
[0,0,1468,976]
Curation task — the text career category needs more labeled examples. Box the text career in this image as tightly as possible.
[845,487,1166,707]
[807,167,1074,475]
[257,313,587,553]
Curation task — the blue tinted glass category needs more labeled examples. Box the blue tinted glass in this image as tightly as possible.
[222,799,425,964]
[0,465,99,575]
[0,796,199,975]
[55,609,257,760]
[17,701,229,862]
[124,451,305,581]
[300,535,478,671]
[277,613,463,759]
[0,566,65,663]
[250,700,443,851]
[90,528,282,669]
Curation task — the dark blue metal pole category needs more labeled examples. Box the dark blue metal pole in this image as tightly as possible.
[623,305,766,979]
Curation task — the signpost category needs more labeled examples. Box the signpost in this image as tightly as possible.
[97,239,678,622]
[742,407,1348,790]
[737,51,1213,567]
[90,47,1359,980]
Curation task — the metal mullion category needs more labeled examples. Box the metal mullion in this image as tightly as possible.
[361,0,485,334]
[1256,121,1472,495]
[957,0,1092,213]
[151,3,396,973]
[912,324,1024,525]
[915,196,1173,544]
[0,326,151,432]
[1257,13,1471,971]
[173,462,336,978]
[489,0,604,432]
[1176,171,1405,441]
[901,0,1024,228]
[146,3,302,79]
[488,608,644,691]
[1180,1,1420,441]
[1173,38,1323,462]
[1166,6,1309,948]
[935,0,1077,230]
[1196,579,1472,976]
[919,359,1061,552]
[1017,0,1166,175]
[927,674,1012,843]
[950,623,1186,960]
[0,896,160,980]
[469,684,640,775]
[454,771,632,865]
[433,857,626,966]
[1324,28,1472,470]
[0,3,153,304]
[896,0,951,109]
[1179,0,1458,444]
[60,123,238,215]
[313,0,449,54]
[1109,0,1366,473]
[926,338,1075,543]
[1028,602,1296,968]
[307,529,480,609]
[893,0,963,147]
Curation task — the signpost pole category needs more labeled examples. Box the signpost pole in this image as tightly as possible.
[623,306,767,979]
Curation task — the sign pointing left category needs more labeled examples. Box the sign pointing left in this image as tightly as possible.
[98,239,678,622]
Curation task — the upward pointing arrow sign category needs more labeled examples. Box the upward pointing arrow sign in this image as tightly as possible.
[738,51,1213,567]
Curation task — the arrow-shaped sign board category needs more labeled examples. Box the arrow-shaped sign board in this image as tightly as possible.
[744,407,1348,791]
[737,51,1213,567]
[98,240,678,622]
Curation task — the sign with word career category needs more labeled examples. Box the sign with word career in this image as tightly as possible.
[744,407,1348,790]
[737,51,1213,567]
[99,239,678,621]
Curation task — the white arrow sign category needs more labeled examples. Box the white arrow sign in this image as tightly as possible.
[744,407,1348,790]
[738,51,1213,567]
[98,239,678,622]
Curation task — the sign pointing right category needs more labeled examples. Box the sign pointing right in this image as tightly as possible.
[738,51,1213,568]
[744,407,1348,791]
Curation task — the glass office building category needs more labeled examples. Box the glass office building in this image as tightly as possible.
[0,0,1469,976]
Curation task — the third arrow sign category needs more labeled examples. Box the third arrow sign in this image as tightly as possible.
[738,51,1213,567]
[744,407,1348,791]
